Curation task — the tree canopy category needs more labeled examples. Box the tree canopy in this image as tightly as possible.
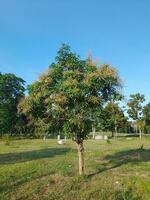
[20,44,121,138]
[102,102,128,137]
[127,93,145,138]
[0,73,25,134]
[127,93,145,121]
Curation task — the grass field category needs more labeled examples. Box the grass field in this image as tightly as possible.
[0,138,150,200]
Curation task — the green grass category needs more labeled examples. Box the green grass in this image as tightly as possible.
[0,138,150,200]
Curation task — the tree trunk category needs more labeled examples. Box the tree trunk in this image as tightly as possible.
[92,124,96,139]
[115,125,117,138]
[135,123,138,134]
[112,131,114,138]
[139,128,142,139]
[76,140,84,175]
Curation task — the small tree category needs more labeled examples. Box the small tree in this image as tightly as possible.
[20,44,121,175]
[143,103,150,134]
[102,102,128,137]
[127,93,145,138]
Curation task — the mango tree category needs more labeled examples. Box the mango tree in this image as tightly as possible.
[20,44,121,175]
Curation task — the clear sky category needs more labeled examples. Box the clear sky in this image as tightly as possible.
[0,0,150,102]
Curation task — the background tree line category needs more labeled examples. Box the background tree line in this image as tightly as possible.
[1,44,150,138]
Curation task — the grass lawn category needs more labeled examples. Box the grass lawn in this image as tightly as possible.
[0,137,150,200]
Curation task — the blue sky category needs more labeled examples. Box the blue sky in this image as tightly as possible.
[0,0,150,102]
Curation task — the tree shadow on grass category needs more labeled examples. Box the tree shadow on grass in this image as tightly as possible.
[0,147,76,194]
[0,147,74,165]
[88,148,150,178]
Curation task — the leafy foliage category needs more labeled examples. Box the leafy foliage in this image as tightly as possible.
[127,93,145,135]
[20,44,121,140]
[102,102,128,135]
[143,103,150,134]
[127,93,145,121]
[0,73,25,134]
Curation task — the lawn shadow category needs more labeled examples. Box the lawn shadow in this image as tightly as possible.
[0,147,76,193]
[88,148,150,178]
[0,147,74,165]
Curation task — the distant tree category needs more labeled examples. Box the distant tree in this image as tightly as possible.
[0,73,25,135]
[20,44,121,175]
[127,93,145,138]
[102,102,128,137]
[143,103,150,134]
